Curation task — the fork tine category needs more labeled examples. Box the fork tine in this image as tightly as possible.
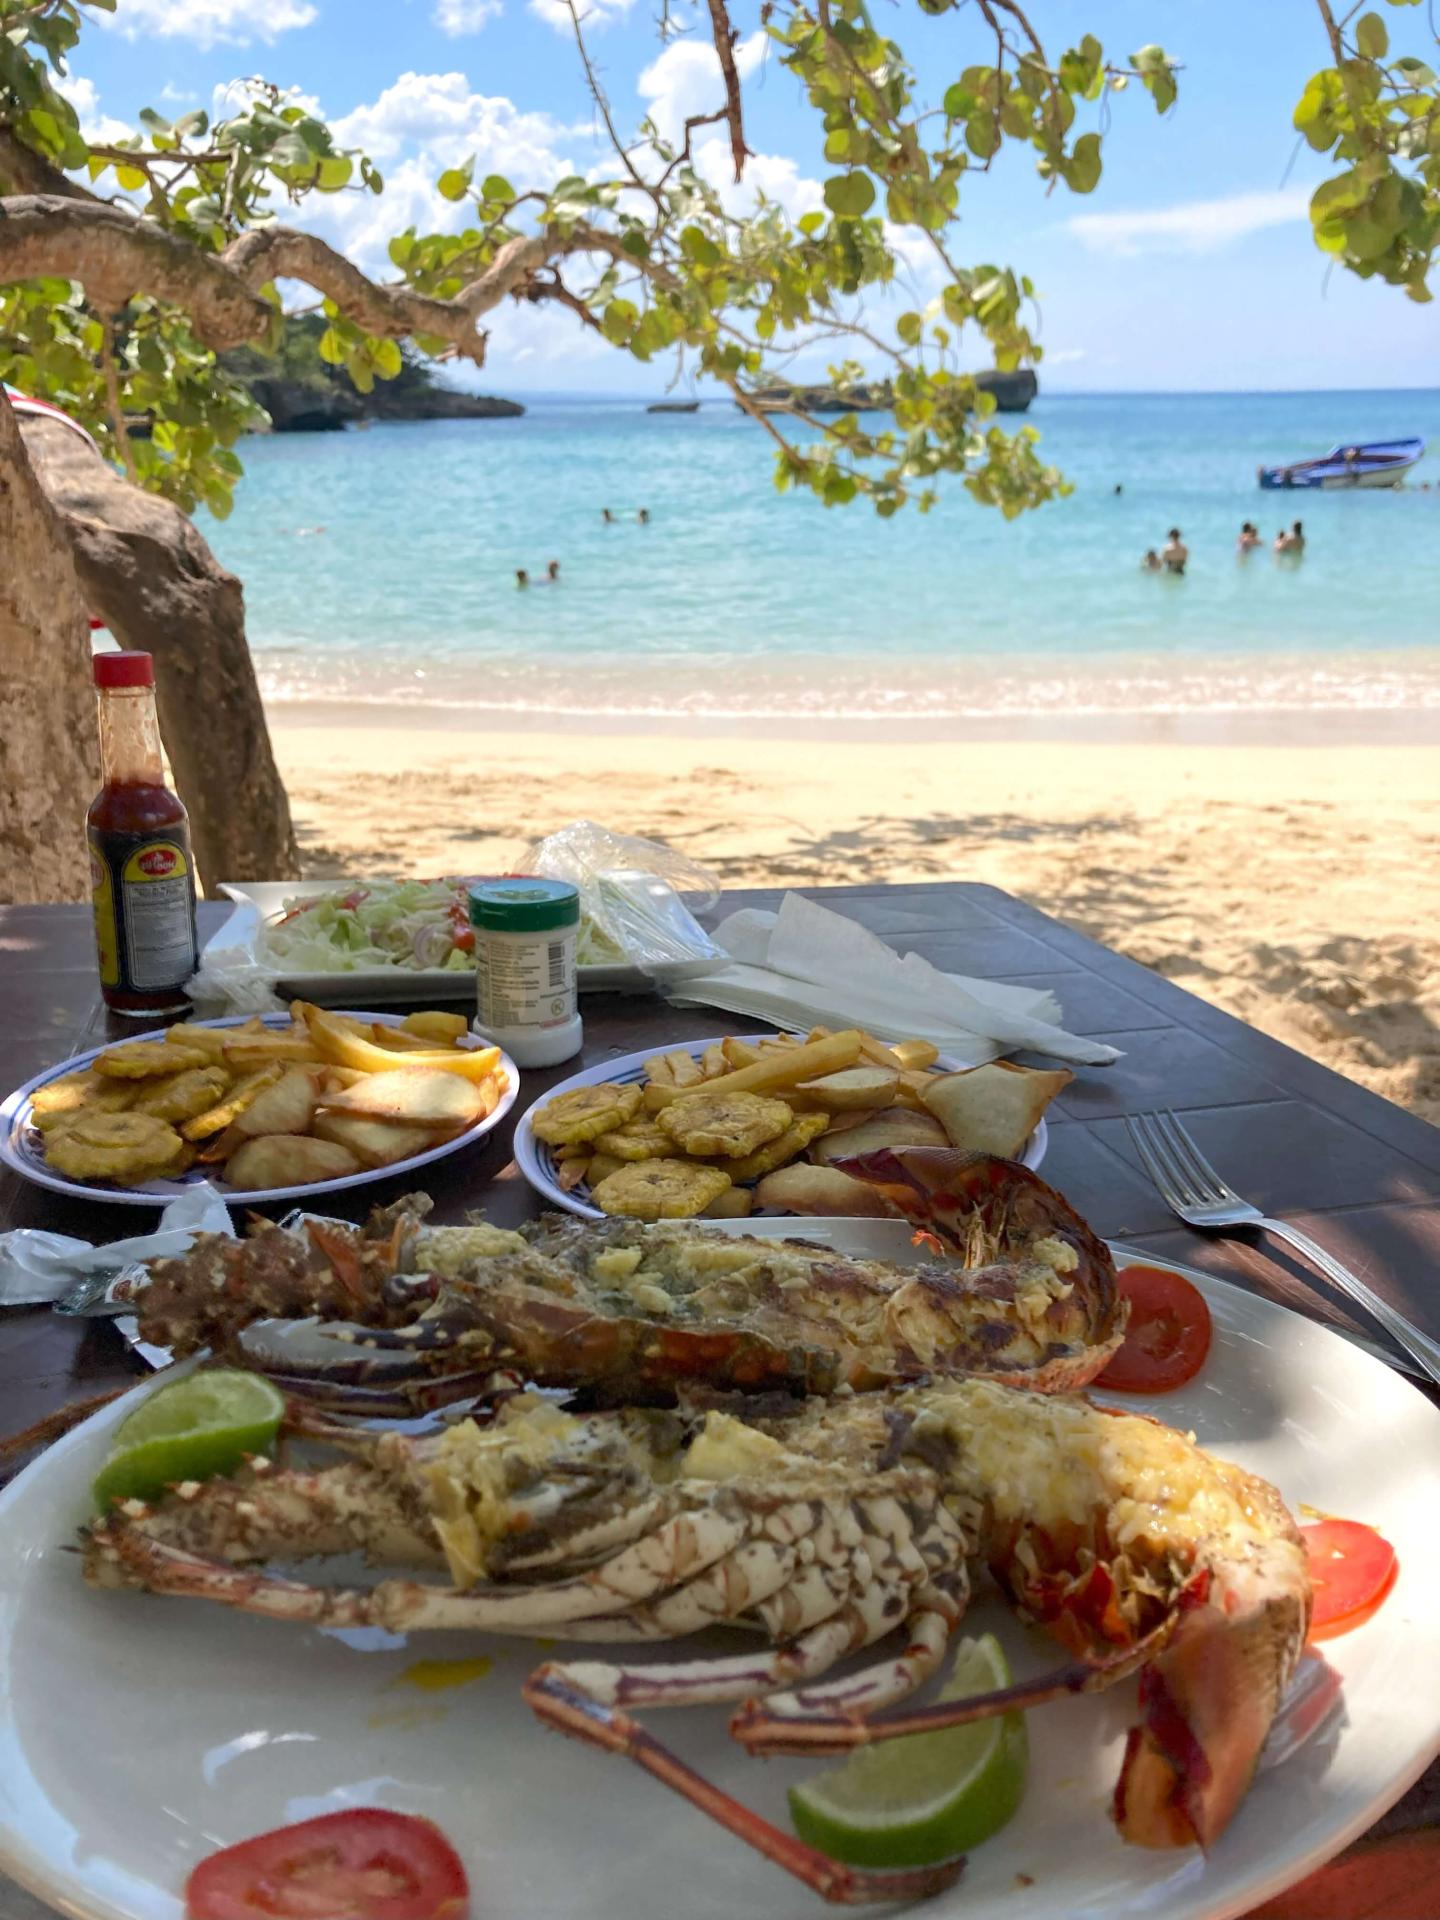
[1155,1111,1235,1205]
[1126,1113,1196,1208]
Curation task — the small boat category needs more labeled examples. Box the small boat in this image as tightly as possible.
[647,400,700,414]
[1258,437,1424,490]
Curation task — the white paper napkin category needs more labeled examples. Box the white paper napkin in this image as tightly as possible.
[667,892,1121,1067]
[0,1183,233,1307]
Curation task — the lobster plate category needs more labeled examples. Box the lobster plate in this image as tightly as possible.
[1,1234,1438,1920]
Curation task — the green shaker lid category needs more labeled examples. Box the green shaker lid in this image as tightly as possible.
[468,878,580,933]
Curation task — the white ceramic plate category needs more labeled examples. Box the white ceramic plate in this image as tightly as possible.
[514,1036,1048,1219]
[0,1012,518,1208]
[1,1230,1438,1920]
[207,881,721,1002]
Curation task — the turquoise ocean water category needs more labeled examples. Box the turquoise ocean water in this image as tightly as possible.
[207,389,1440,723]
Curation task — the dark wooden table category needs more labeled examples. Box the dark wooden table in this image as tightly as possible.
[3,883,1438,1920]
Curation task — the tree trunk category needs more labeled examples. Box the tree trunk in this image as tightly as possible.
[0,391,99,904]
[19,414,300,890]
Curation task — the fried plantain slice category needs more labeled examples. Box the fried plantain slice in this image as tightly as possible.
[708,1110,831,1182]
[30,1071,137,1132]
[592,1158,732,1220]
[592,1117,673,1162]
[657,1089,793,1158]
[130,1066,231,1125]
[179,1064,286,1142]
[531,1082,643,1146]
[94,1041,210,1079]
[585,1151,623,1187]
[44,1111,185,1183]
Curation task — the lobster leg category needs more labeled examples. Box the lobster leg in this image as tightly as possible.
[523,1664,964,1906]
[756,1579,965,1724]
[733,1617,1177,1755]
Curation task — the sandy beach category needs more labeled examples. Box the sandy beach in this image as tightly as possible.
[266,713,1440,1126]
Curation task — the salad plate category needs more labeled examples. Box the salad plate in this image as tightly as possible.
[514,1036,1047,1219]
[1,1231,1438,1920]
[0,1011,518,1209]
[204,879,722,1002]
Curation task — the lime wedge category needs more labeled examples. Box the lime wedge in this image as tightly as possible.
[92,1370,285,1511]
[788,1633,1029,1869]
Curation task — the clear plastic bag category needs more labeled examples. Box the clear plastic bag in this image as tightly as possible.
[520,822,723,975]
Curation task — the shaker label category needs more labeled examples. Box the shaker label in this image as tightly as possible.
[477,929,577,1031]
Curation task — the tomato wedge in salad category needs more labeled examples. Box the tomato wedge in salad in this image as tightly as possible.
[1302,1519,1399,1641]
[1097,1264,1213,1394]
[185,1809,469,1920]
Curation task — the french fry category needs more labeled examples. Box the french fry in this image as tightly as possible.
[701,1043,728,1081]
[302,1005,501,1083]
[644,1031,863,1109]
[665,1050,704,1088]
[369,1024,439,1053]
[721,1037,762,1070]
[857,1031,907,1072]
[223,1032,324,1069]
[164,1023,230,1063]
[892,1038,941,1071]
[643,1053,675,1087]
[403,1011,469,1045]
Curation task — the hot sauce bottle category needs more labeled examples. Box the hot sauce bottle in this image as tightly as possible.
[87,651,198,1017]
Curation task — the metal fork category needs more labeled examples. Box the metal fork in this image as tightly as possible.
[1126,1108,1440,1389]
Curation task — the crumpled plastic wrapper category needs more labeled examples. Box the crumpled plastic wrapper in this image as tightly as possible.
[0,1184,235,1372]
[521,821,723,975]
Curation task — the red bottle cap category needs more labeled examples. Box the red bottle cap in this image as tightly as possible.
[93,651,154,688]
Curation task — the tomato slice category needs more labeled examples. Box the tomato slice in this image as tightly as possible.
[1302,1519,1398,1640]
[185,1809,469,1920]
[1097,1264,1213,1394]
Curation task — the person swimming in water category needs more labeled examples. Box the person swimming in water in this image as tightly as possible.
[602,508,614,524]
[516,569,529,589]
[547,560,560,581]
[1237,521,1261,552]
[1161,527,1188,575]
[638,507,650,524]
[1141,549,1163,572]
[1274,520,1305,555]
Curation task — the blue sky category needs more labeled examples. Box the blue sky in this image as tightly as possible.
[64,0,1439,394]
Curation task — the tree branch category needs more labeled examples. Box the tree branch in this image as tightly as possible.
[0,196,666,365]
[0,127,100,199]
[706,0,751,182]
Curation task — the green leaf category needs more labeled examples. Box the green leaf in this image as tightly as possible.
[438,155,475,201]
[823,172,876,216]
[896,310,923,346]
[1064,131,1103,193]
[318,327,347,366]
[602,297,639,343]
[318,154,352,190]
[371,337,403,379]
[1355,11,1388,58]
[115,165,148,191]
[139,107,172,135]
[481,173,514,201]
[388,232,415,268]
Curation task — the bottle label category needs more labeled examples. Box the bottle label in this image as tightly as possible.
[88,827,198,994]
[476,929,577,1031]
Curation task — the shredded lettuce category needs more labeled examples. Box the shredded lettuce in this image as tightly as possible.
[259,877,629,974]
[261,880,473,974]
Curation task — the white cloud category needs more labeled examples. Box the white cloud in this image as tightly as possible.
[310,73,588,280]
[435,0,503,32]
[1044,347,1087,366]
[530,0,633,31]
[1067,188,1311,257]
[106,0,316,50]
[55,74,133,145]
[637,31,765,147]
